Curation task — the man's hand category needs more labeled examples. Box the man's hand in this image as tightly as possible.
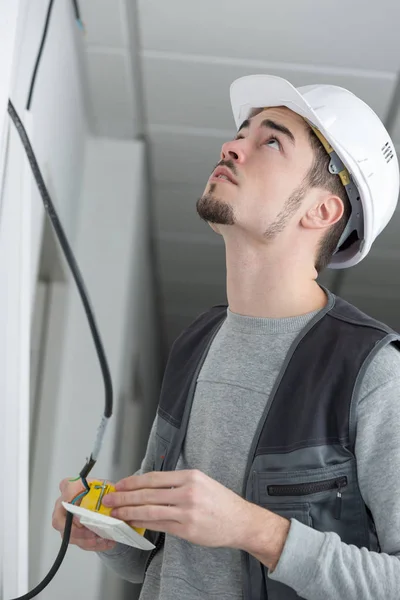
[52,478,116,552]
[103,469,253,548]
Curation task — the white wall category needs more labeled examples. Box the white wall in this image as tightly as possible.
[0,109,33,600]
[15,0,87,291]
[1,4,161,598]
[0,1,86,597]
[33,137,161,600]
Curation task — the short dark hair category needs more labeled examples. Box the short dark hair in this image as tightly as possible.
[306,129,352,273]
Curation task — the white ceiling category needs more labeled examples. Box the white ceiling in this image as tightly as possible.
[79,0,140,137]
[79,0,400,348]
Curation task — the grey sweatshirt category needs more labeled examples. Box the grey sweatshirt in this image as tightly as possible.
[98,303,400,599]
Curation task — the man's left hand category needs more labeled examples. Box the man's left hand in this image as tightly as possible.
[103,469,255,549]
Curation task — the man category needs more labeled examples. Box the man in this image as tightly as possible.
[53,75,400,599]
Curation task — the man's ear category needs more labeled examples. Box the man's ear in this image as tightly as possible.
[301,194,344,232]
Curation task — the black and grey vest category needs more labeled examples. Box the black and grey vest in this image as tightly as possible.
[144,292,400,599]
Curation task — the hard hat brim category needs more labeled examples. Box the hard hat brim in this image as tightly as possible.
[230,74,321,131]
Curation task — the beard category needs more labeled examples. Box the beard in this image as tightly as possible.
[196,173,309,238]
[196,183,236,225]
[263,178,308,241]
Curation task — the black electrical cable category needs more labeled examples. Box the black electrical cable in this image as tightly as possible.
[26,0,56,111]
[8,100,113,420]
[26,0,83,111]
[7,99,113,598]
[8,513,74,600]
[72,0,81,21]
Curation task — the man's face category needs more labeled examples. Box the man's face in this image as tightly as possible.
[197,106,317,242]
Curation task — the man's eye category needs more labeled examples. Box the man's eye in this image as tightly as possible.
[264,137,281,150]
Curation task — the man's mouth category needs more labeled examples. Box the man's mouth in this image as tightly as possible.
[210,166,238,185]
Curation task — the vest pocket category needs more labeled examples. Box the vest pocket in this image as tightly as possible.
[253,459,368,547]
[267,476,347,520]
[254,471,350,600]
[260,502,313,528]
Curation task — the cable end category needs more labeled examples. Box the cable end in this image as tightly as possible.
[79,456,96,480]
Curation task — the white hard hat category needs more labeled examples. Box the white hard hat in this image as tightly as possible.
[230,74,399,269]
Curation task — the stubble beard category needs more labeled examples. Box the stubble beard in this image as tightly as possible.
[196,183,236,225]
[263,179,308,241]
[196,177,308,239]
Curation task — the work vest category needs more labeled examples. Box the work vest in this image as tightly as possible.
[144,292,400,599]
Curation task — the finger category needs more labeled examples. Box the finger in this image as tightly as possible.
[58,480,84,503]
[59,477,83,494]
[115,469,197,492]
[111,504,182,524]
[53,503,97,540]
[95,540,116,552]
[93,539,117,552]
[59,478,70,494]
[69,525,98,540]
[64,523,104,542]
[71,536,116,552]
[52,497,68,532]
[57,519,97,541]
[53,496,83,531]
[60,476,97,499]
[69,532,101,544]
[104,486,181,509]
[73,516,83,529]
[68,483,88,501]
[128,520,181,536]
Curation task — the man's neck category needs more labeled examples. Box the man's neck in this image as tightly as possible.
[224,240,327,319]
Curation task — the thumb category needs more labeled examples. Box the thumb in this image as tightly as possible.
[59,477,85,499]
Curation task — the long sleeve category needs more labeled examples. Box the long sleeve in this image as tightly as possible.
[269,343,400,598]
[96,414,158,583]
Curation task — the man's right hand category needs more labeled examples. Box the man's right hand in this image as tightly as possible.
[52,478,116,552]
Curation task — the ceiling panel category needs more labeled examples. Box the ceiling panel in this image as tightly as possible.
[138,0,400,72]
[85,49,136,138]
[79,0,126,47]
[142,54,396,130]
[149,130,225,185]
[156,237,225,285]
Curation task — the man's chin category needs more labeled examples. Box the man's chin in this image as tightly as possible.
[196,193,235,226]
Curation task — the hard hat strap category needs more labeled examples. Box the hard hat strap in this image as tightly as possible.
[307,122,364,254]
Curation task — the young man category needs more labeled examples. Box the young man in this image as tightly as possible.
[53,75,400,599]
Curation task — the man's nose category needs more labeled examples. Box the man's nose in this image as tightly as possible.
[220,138,248,163]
